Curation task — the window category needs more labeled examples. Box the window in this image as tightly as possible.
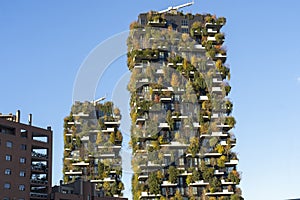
[20,129,28,138]
[4,183,10,189]
[20,157,26,164]
[4,169,11,175]
[19,185,25,191]
[181,19,188,26]
[182,28,189,33]
[20,144,26,150]
[6,141,12,148]
[193,187,197,195]
[5,155,12,161]
[19,171,25,177]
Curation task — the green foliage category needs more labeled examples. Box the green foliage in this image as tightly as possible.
[225,116,236,128]
[148,172,161,195]
[228,170,240,184]
[168,166,179,183]
[188,137,200,157]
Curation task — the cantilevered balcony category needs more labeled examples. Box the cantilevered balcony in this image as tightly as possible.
[72,161,89,167]
[212,87,222,92]
[102,127,115,133]
[221,179,234,185]
[64,170,82,175]
[225,159,239,166]
[214,169,225,175]
[72,112,89,117]
[206,189,234,196]
[189,180,209,186]
[161,181,177,187]
[90,177,115,183]
[214,53,227,62]
[159,123,170,128]
[104,121,120,126]
[199,95,209,101]
[138,174,148,180]
[139,192,161,199]
[207,28,218,34]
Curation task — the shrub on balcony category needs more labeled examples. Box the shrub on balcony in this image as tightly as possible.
[168,166,179,183]
[148,172,161,195]
[225,116,236,128]
[188,137,200,157]
[228,170,241,184]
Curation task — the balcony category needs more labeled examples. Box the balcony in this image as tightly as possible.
[98,153,116,158]
[134,63,144,69]
[102,127,115,133]
[221,179,234,185]
[214,53,227,62]
[207,36,216,42]
[214,169,225,175]
[203,152,222,157]
[206,189,234,196]
[72,112,89,117]
[32,152,48,160]
[225,159,239,166]
[30,192,48,199]
[90,177,115,183]
[104,121,120,126]
[194,44,205,50]
[31,164,47,172]
[72,161,89,167]
[138,78,149,83]
[199,96,209,101]
[212,87,222,92]
[139,192,161,199]
[160,141,189,148]
[159,123,170,128]
[138,174,148,180]
[213,78,222,83]
[156,69,164,74]
[212,132,228,137]
[189,180,209,186]
[161,181,177,187]
[160,97,172,102]
[207,28,217,34]
[30,179,48,185]
[65,170,82,175]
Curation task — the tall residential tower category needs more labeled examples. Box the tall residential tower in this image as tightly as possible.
[127,5,242,200]
[63,101,124,197]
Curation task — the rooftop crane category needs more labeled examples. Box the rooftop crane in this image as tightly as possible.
[91,95,106,106]
[158,1,194,14]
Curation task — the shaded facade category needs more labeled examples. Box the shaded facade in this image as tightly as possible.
[63,101,124,197]
[128,8,242,200]
[0,111,52,200]
[50,179,128,200]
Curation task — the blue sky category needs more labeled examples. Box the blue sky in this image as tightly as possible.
[1,0,300,199]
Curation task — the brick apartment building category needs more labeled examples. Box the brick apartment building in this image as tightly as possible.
[0,111,53,200]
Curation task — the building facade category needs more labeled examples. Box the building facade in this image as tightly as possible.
[63,101,124,197]
[0,111,52,200]
[50,179,128,200]
[128,8,242,200]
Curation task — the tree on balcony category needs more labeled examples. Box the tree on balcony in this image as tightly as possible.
[148,172,161,195]
[168,166,179,183]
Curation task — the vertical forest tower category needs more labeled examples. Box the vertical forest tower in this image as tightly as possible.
[63,101,124,197]
[127,4,242,200]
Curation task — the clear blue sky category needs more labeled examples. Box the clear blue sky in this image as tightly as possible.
[1,1,300,199]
